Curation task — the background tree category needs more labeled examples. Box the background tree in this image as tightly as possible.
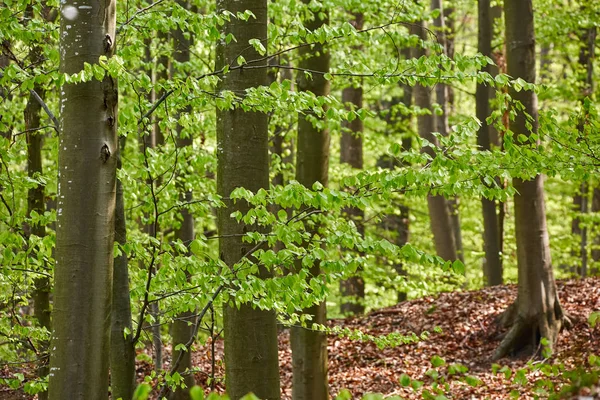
[494,0,567,360]
[476,0,503,286]
[339,11,365,316]
[411,20,458,263]
[291,1,331,399]
[216,0,280,398]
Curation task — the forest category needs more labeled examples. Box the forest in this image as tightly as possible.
[0,0,599,398]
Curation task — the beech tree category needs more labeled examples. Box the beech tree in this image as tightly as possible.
[411,20,458,263]
[2,0,600,398]
[48,0,118,397]
[494,0,567,359]
[339,12,365,316]
[476,0,503,286]
[290,1,331,399]
[216,0,280,398]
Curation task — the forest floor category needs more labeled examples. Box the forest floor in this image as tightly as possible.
[2,277,599,399]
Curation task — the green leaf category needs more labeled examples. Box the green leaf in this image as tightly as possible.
[399,373,411,386]
[335,389,352,400]
[431,355,446,368]
[132,384,152,400]
[189,386,205,400]
[464,375,482,387]
[589,311,600,328]
[451,260,465,275]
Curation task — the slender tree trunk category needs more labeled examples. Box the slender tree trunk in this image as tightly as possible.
[48,0,117,397]
[216,0,280,399]
[291,2,330,399]
[571,25,596,278]
[494,0,566,360]
[110,138,136,400]
[339,12,365,316]
[435,2,464,263]
[477,0,503,286]
[411,21,458,262]
[24,52,50,400]
[169,10,197,397]
[376,50,413,303]
[490,4,506,266]
[140,32,168,371]
[591,188,600,274]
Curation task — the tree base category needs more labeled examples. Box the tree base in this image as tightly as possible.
[492,299,572,361]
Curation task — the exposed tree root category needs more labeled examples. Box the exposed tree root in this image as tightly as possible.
[492,298,571,361]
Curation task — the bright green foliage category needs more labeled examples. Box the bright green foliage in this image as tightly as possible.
[1,0,600,396]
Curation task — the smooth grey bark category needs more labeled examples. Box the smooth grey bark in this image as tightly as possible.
[169,12,197,397]
[290,2,330,400]
[494,0,566,360]
[110,139,136,400]
[216,0,280,399]
[476,0,503,286]
[411,21,458,262]
[48,0,117,398]
[339,12,365,316]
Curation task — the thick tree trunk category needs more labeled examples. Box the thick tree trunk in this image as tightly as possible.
[291,2,330,399]
[339,13,365,316]
[476,0,503,286]
[110,140,136,400]
[48,0,117,397]
[216,1,280,399]
[494,0,566,360]
[411,21,458,262]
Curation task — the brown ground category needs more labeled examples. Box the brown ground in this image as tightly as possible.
[2,278,599,399]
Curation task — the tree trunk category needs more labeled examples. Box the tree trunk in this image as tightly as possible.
[591,188,600,274]
[110,139,136,400]
[376,52,413,303]
[494,0,566,360]
[291,2,330,399]
[570,25,596,278]
[339,12,365,316]
[24,61,50,400]
[169,6,197,397]
[411,21,458,262]
[476,0,503,286]
[216,0,280,399]
[48,0,117,397]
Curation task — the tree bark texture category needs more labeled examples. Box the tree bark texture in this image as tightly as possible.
[291,2,330,400]
[339,12,365,316]
[494,0,565,360]
[24,57,50,400]
[476,0,503,286]
[376,60,413,303]
[169,9,197,398]
[216,0,280,399]
[49,0,117,398]
[570,25,596,278]
[110,140,136,400]
[411,21,458,262]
